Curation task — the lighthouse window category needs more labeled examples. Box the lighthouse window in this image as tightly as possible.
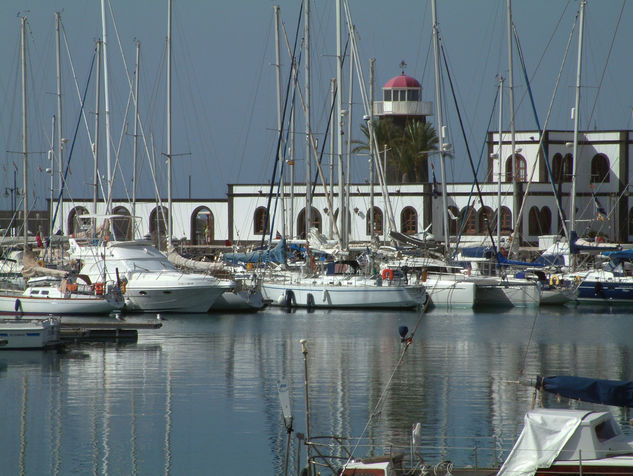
[407,89,419,101]
[384,90,392,101]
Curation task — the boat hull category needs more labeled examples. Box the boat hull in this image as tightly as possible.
[0,293,123,315]
[261,280,425,309]
[0,317,60,349]
[124,282,229,313]
[474,280,541,307]
[576,278,633,303]
[209,289,265,312]
[423,277,476,309]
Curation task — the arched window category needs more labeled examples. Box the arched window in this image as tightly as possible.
[254,207,269,235]
[459,206,476,235]
[500,206,512,233]
[552,153,563,182]
[591,154,610,183]
[67,206,89,236]
[192,207,213,244]
[297,207,322,238]
[504,154,527,182]
[562,154,573,182]
[540,207,551,235]
[448,206,460,235]
[478,206,494,234]
[112,206,132,240]
[400,206,417,235]
[528,206,540,235]
[366,207,383,236]
[149,206,168,247]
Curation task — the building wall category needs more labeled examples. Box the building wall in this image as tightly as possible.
[47,129,631,249]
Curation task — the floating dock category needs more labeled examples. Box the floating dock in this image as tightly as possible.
[60,321,162,343]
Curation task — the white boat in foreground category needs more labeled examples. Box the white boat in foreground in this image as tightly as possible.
[0,316,61,349]
[0,279,124,316]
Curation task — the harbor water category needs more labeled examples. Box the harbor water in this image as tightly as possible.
[1,304,633,475]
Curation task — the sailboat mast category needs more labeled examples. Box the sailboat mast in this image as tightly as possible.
[100,0,113,213]
[274,6,286,238]
[133,40,140,238]
[93,39,102,217]
[431,0,450,254]
[55,12,64,234]
[497,77,504,249]
[329,77,335,240]
[21,16,28,250]
[570,1,585,271]
[507,0,519,252]
[166,0,173,248]
[336,0,346,249]
[369,58,375,240]
[304,0,312,245]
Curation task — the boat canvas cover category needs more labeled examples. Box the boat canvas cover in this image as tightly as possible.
[222,238,287,265]
[537,375,633,407]
[497,409,588,476]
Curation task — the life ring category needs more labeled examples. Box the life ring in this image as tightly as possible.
[382,268,394,281]
[95,282,104,295]
[549,276,560,287]
[595,235,606,244]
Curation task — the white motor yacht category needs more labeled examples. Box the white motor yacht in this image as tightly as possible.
[68,238,234,313]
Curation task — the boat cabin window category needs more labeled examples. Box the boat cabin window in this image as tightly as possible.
[595,420,618,442]
[31,290,40,295]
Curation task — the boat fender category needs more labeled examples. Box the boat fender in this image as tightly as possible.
[14,298,22,313]
[120,282,127,294]
[422,293,430,308]
[574,275,582,285]
[382,268,394,281]
[306,293,315,309]
[284,289,296,308]
[322,289,328,303]
[595,235,606,244]
[549,276,560,287]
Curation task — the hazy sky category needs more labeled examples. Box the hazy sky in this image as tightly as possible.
[0,0,631,211]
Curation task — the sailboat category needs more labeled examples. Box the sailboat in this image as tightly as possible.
[259,1,427,310]
[0,17,124,317]
[63,2,235,314]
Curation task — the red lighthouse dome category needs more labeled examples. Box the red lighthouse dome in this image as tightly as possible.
[383,74,421,89]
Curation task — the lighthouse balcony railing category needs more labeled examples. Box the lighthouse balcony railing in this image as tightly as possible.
[373,100,433,117]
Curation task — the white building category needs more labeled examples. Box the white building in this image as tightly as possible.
[57,127,631,250]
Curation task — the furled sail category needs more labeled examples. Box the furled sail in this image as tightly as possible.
[21,248,68,279]
[536,375,633,408]
[166,246,225,273]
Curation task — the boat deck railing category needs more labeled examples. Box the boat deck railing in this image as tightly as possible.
[305,435,511,475]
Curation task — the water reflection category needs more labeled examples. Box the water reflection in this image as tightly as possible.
[0,307,632,474]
